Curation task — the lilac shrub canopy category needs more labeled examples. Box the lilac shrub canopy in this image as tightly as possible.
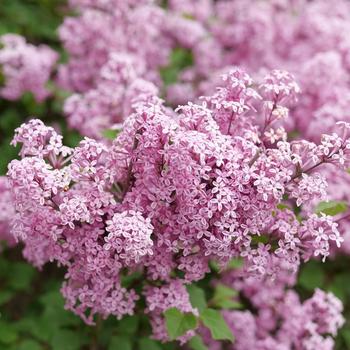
[7,69,349,348]
[1,0,350,348]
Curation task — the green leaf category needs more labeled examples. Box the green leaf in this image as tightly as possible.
[276,203,291,210]
[0,257,10,277]
[0,109,20,132]
[326,272,350,301]
[0,322,18,344]
[209,260,220,273]
[327,284,346,302]
[39,290,64,307]
[189,335,208,350]
[14,318,39,334]
[39,290,80,328]
[8,262,36,290]
[211,284,241,310]
[102,128,121,140]
[200,309,234,342]
[342,329,350,348]
[0,291,13,305]
[315,201,348,216]
[26,318,55,342]
[164,308,198,340]
[108,335,132,350]
[214,299,242,309]
[288,130,300,139]
[213,284,238,299]
[187,284,207,312]
[298,261,324,290]
[171,48,193,68]
[65,131,83,148]
[160,47,193,86]
[333,273,350,294]
[18,339,43,350]
[116,315,139,335]
[138,338,162,350]
[51,330,83,350]
[226,258,243,270]
[251,235,269,245]
[42,305,80,328]
[121,270,142,288]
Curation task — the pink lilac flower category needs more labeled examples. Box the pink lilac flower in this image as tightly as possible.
[104,210,154,264]
[0,177,16,248]
[211,258,345,350]
[145,280,198,344]
[1,1,350,346]
[58,0,211,136]
[214,288,344,350]
[0,34,57,102]
[64,53,159,137]
[7,71,350,339]
[169,0,350,143]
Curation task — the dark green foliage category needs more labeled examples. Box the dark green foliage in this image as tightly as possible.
[200,309,234,342]
[164,308,198,340]
[315,201,348,217]
[160,47,193,87]
[0,0,67,46]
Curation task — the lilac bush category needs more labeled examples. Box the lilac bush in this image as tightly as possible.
[6,69,348,347]
[1,0,350,349]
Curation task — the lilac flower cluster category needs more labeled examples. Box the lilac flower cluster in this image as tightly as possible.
[56,0,350,145]
[63,53,159,137]
[0,34,58,102]
[2,0,350,140]
[7,70,349,342]
[211,260,345,350]
[164,0,350,137]
[0,1,208,139]
[58,0,171,92]
[0,177,16,248]
[58,0,208,137]
[162,0,350,260]
[1,1,350,346]
[145,280,198,344]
